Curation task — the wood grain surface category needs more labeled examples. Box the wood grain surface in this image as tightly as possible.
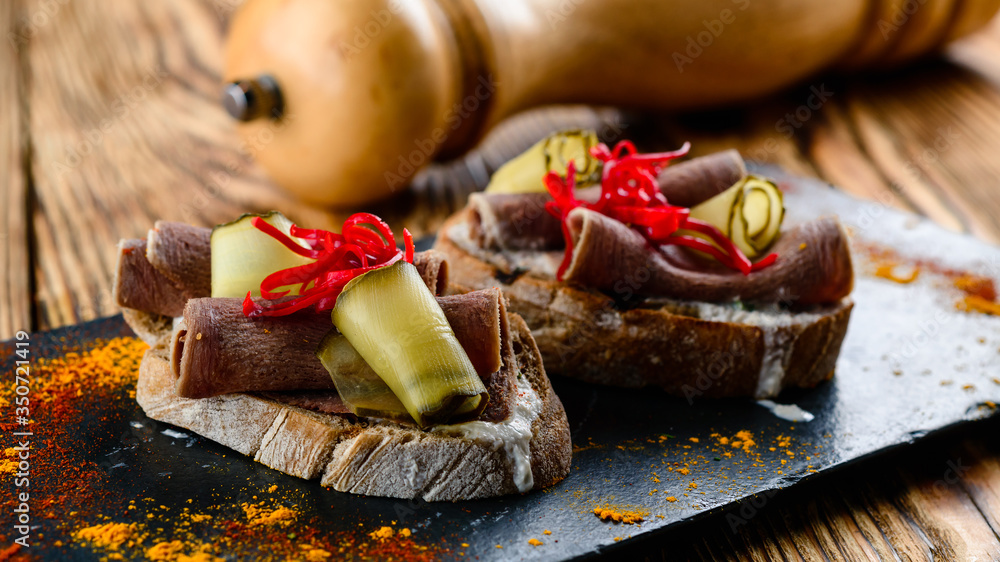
[3,0,1000,559]
[1,1,30,339]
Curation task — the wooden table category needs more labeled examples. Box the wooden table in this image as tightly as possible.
[3,1,1000,558]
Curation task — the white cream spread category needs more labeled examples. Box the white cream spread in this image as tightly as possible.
[679,301,825,398]
[431,373,542,493]
[447,223,561,279]
[757,400,815,422]
[756,326,793,398]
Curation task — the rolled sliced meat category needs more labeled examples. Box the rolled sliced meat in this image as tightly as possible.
[172,298,335,398]
[172,289,514,419]
[562,208,853,305]
[656,149,747,207]
[115,237,449,316]
[114,239,192,318]
[142,222,445,301]
[436,288,514,422]
[470,192,563,251]
[412,249,449,296]
[147,222,212,298]
[469,151,749,251]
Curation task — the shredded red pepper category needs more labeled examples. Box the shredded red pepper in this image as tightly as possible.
[242,212,414,317]
[544,140,777,280]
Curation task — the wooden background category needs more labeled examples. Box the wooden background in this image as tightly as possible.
[2,0,1000,559]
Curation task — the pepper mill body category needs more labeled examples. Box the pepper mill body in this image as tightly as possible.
[224,0,1000,206]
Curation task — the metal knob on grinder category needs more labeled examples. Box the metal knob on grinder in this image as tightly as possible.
[223,76,284,122]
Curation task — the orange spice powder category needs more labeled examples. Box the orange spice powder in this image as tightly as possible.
[593,505,646,525]
[874,263,920,284]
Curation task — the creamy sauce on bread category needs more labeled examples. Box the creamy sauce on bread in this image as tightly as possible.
[431,372,542,493]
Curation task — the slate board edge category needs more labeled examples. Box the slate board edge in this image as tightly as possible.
[572,409,999,561]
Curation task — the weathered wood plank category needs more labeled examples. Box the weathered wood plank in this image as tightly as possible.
[893,458,1000,560]
[833,485,907,561]
[22,0,322,331]
[955,438,1000,538]
[0,0,31,340]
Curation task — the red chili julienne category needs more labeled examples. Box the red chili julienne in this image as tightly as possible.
[544,140,778,280]
[243,212,414,317]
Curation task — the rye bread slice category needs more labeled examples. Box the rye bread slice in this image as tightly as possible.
[434,207,853,399]
[131,310,572,501]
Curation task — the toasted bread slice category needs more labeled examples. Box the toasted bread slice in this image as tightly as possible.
[130,310,571,501]
[434,208,853,399]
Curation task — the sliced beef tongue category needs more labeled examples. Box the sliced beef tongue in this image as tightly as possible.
[147,221,212,298]
[563,208,854,305]
[468,150,750,252]
[114,222,212,318]
[412,250,449,296]
[436,288,514,422]
[470,192,563,252]
[655,149,747,208]
[114,238,194,318]
[115,229,450,319]
[172,298,336,399]
[171,289,517,423]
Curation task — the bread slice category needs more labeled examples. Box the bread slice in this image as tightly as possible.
[131,309,572,501]
[434,208,853,399]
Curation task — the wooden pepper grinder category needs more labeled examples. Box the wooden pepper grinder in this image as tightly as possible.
[223,0,1000,206]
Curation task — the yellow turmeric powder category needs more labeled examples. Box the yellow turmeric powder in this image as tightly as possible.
[146,540,185,560]
[176,553,224,562]
[592,506,645,525]
[731,430,756,453]
[241,503,297,527]
[304,548,333,561]
[875,263,920,284]
[0,454,18,476]
[369,526,395,541]
[958,295,1000,316]
[75,522,137,549]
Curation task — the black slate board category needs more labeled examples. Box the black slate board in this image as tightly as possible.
[3,170,999,561]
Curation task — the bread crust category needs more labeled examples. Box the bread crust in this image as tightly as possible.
[133,311,571,501]
[434,208,853,399]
